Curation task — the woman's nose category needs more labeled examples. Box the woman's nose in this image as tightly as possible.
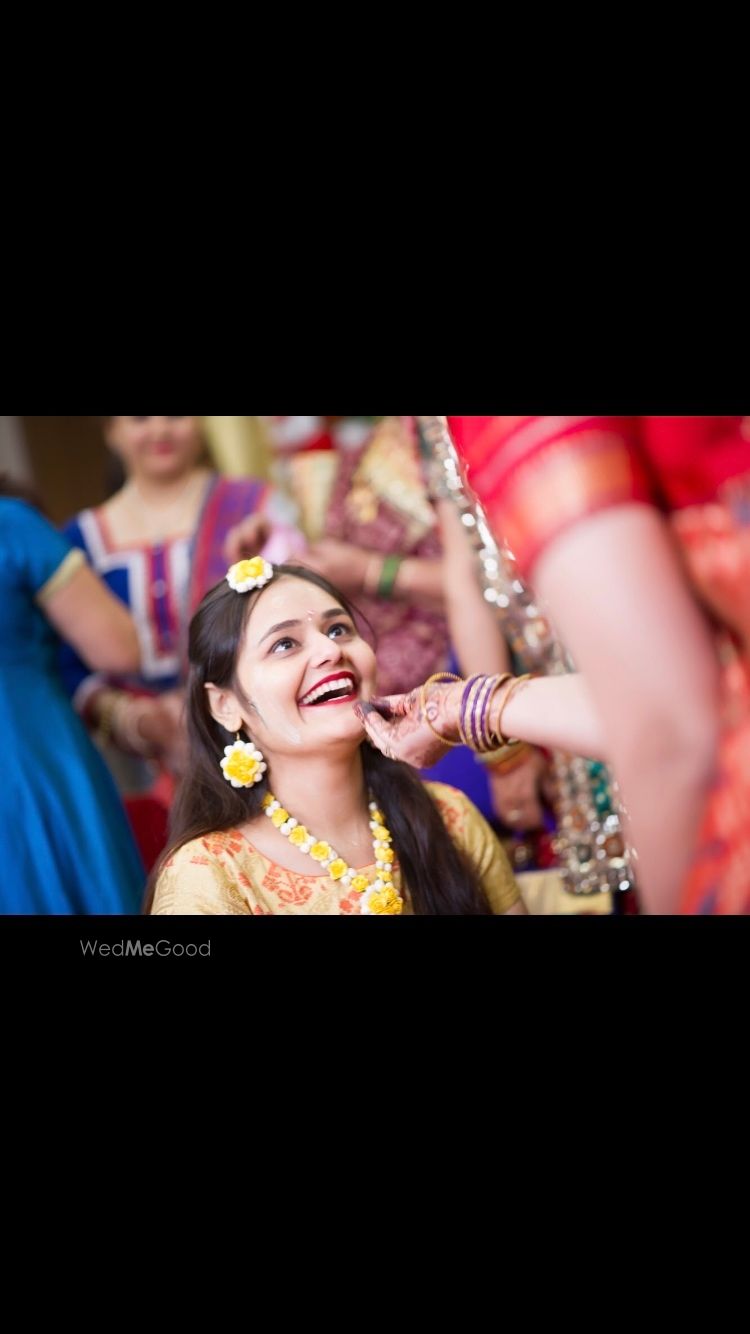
[312,632,344,667]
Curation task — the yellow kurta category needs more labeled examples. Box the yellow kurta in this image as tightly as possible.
[151,781,520,916]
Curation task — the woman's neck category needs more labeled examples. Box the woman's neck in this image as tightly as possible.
[125,464,210,508]
[105,466,212,546]
[264,748,370,838]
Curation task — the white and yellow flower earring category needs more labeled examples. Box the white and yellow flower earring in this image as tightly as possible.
[220,733,267,788]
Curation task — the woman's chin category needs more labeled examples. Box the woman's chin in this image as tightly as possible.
[312,709,367,747]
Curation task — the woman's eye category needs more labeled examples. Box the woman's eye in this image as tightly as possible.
[271,636,297,654]
[328,622,353,639]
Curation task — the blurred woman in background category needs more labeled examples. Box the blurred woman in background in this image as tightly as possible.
[0,476,144,912]
[60,415,304,868]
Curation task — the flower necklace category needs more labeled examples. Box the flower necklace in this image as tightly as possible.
[261,792,404,915]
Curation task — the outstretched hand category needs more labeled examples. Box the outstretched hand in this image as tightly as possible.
[224,513,272,566]
[354,681,459,768]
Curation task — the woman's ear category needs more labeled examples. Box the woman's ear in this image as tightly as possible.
[205,682,244,735]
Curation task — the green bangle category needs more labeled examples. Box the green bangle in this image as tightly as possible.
[377,555,403,599]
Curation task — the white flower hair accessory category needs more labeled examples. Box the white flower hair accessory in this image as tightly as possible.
[226,557,274,593]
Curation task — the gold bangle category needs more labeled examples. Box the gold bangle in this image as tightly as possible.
[480,672,513,751]
[420,672,464,748]
[94,690,122,748]
[492,673,535,746]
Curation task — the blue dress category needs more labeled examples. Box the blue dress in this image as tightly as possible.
[0,499,145,913]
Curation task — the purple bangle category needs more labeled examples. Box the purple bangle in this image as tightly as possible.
[471,676,492,751]
[476,675,498,752]
[459,675,483,747]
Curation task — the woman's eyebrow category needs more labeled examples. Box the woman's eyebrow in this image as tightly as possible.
[258,618,301,645]
[258,608,347,646]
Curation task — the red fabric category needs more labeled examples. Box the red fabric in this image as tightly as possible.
[296,430,335,453]
[125,796,170,875]
[449,416,750,569]
[447,415,750,915]
[641,417,749,508]
[447,415,651,577]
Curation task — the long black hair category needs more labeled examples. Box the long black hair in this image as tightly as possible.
[146,564,492,914]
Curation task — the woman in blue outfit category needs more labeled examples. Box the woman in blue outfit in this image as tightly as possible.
[59,414,304,871]
[0,482,145,912]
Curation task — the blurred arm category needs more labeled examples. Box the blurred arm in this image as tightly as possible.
[529,504,720,913]
[41,562,140,675]
[437,498,511,676]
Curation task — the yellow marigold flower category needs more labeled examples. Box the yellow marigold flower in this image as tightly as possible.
[224,753,259,785]
[328,859,348,880]
[370,808,385,825]
[221,740,267,788]
[226,557,274,593]
[369,886,403,915]
[350,874,369,893]
[310,841,330,862]
[271,808,289,827]
[381,888,403,914]
[380,846,395,863]
[380,869,393,882]
[289,825,309,846]
[261,793,274,809]
[239,557,266,580]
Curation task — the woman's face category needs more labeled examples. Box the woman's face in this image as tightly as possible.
[231,576,377,760]
[105,416,204,483]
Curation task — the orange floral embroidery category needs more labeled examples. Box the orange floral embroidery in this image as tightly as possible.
[201,829,245,858]
[277,879,315,906]
[432,794,464,840]
[340,889,363,914]
[259,863,316,907]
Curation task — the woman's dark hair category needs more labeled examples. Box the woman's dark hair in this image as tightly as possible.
[145,564,492,915]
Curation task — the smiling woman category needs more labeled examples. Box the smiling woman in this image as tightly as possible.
[147,563,526,915]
